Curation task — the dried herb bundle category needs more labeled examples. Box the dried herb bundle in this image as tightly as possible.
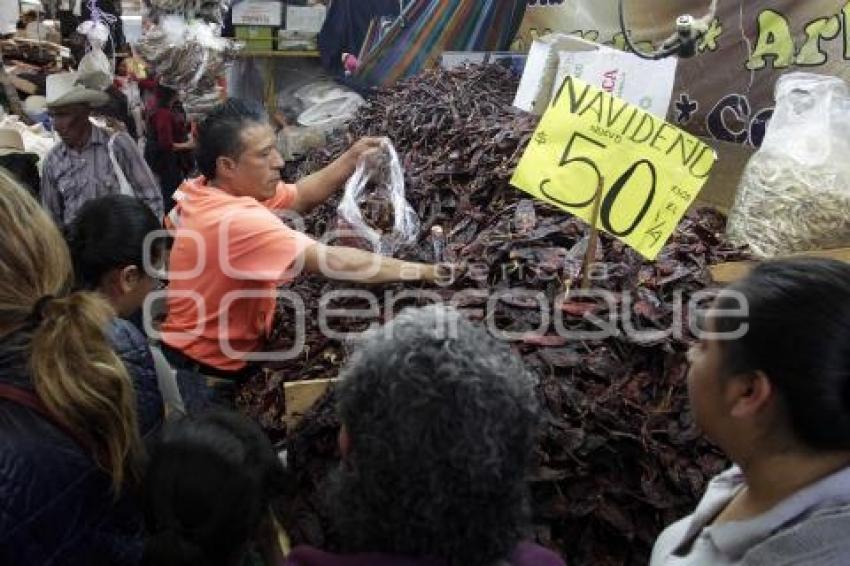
[238,65,750,565]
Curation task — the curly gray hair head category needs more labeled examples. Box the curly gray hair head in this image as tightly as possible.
[326,305,540,566]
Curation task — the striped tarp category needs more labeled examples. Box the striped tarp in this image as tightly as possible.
[356,0,527,87]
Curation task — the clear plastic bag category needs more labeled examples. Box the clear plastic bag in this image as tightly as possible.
[276,125,327,160]
[336,140,420,255]
[727,73,850,258]
[297,94,364,129]
[77,21,113,88]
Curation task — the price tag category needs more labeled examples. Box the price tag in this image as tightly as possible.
[511,76,717,260]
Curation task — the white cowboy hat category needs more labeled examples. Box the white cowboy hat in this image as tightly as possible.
[0,129,26,156]
[46,71,110,109]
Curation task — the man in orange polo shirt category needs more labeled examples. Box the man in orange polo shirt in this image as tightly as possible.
[158,99,438,408]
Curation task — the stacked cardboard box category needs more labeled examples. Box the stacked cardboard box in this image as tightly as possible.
[233,1,327,52]
[278,4,326,51]
[233,1,283,51]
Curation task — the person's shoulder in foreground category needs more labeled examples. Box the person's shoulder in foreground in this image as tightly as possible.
[651,257,850,566]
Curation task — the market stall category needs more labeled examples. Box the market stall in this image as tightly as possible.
[225,3,850,564]
[1,1,850,565]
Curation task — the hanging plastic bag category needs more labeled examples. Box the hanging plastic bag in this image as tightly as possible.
[335,140,420,255]
[727,73,850,258]
[77,21,112,89]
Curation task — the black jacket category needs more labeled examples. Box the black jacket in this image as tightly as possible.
[0,320,163,565]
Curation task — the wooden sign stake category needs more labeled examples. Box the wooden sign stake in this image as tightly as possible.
[581,177,604,290]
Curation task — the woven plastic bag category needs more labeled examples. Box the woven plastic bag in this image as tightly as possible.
[727,73,850,258]
[336,140,419,255]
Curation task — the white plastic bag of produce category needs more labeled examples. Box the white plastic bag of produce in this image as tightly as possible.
[727,73,850,258]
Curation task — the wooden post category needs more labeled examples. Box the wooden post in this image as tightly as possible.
[581,177,604,290]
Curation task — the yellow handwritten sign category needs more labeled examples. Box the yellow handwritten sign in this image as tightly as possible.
[511,76,717,260]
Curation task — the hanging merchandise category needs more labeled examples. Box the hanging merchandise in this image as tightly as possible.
[76,0,115,88]
[76,24,112,87]
[317,0,402,76]
[355,0,527,87]
[182,90,223,118]
[136,16,240,93]
[144,0,231,25]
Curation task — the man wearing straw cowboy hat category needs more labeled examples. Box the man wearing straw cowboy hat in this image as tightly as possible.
[40,71,162,231]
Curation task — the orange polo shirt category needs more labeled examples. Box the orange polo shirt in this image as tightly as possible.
[160,176,314,371]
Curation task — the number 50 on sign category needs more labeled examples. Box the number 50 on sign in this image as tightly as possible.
[511,76,717,260]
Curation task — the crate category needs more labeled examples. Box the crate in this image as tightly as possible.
[235,25,276,51]
[285,5,326,33]
[277,29,317,51]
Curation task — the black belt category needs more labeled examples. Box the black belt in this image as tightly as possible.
[159,343,258,382]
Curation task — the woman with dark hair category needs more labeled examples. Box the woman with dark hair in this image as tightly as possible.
[68,194,168,429]
[142,411,288,566]
[0,170,146,564]
[146,85,194,213]
[286,305,565,566]
[651,258,850,565]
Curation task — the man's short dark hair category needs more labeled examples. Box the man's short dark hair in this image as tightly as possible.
[195,98,265,179]
[327,305,541,566]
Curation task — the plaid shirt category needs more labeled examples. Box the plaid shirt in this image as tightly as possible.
[41,126,163,229]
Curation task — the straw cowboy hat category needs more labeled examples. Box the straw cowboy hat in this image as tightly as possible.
[0,129,27,157]
[46,71,110,109]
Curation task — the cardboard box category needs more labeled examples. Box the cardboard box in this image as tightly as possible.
[513,34,596,115]
[235,25,275,51]
[513,33,677,119]
[553,47,677,120]
[285,5,326,33]
[277,29,318,51]
[233,1,283,26]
